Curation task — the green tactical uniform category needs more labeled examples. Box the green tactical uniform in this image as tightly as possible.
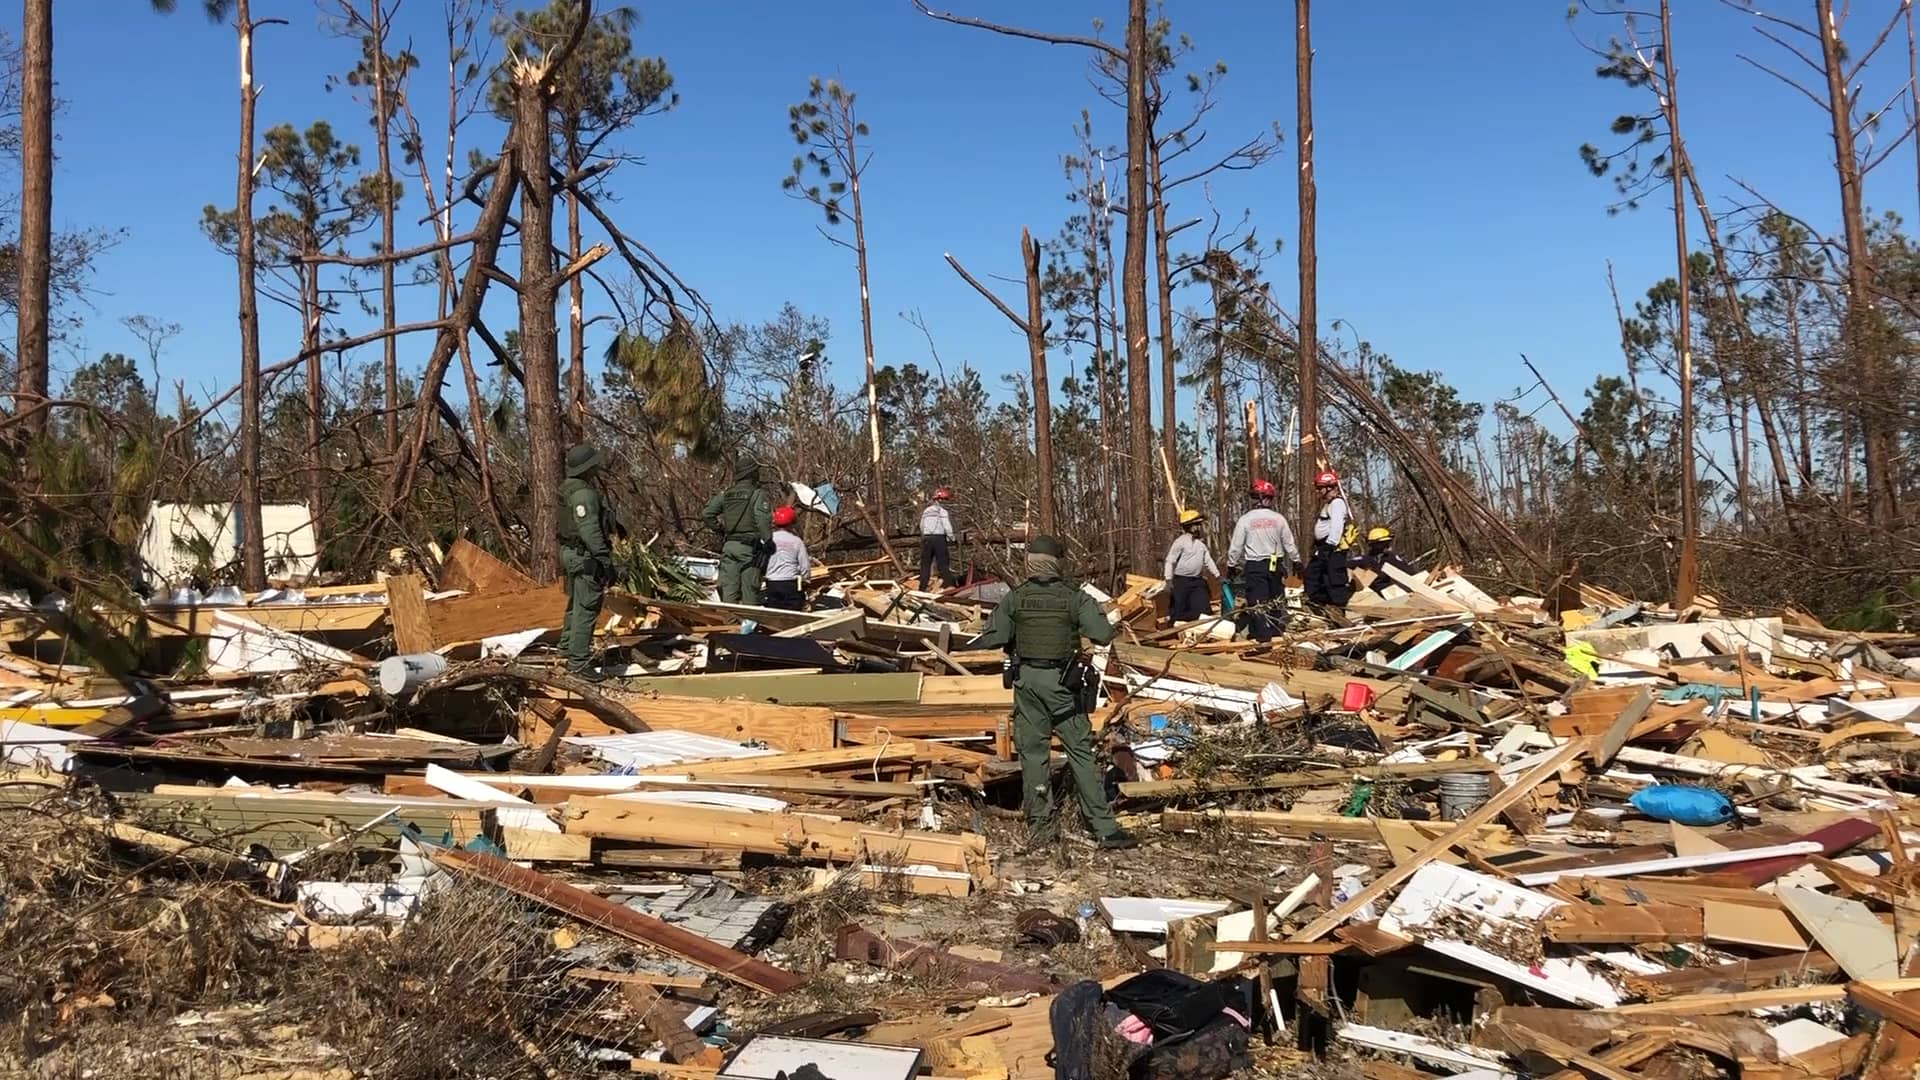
[976,552,1123,844]
[703,462,772,605]
[558,445,614,671]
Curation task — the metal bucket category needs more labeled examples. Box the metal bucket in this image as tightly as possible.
[1437,772,1492,820]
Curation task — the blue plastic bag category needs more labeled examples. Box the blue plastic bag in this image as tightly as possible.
[1629,784,1734,826]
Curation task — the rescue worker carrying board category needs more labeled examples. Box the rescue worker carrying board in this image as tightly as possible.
[975,536,1137,852]
[1352,525,1420,595]
[703,457,772,605]
[763,505,810,611]
[1306,469,1355,609]
[1226,479,1300,643]
[1163,509,1219,622]
[918,487,956,591]
[558,443,615,681]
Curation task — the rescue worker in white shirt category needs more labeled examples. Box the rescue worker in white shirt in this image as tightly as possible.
[1163,509,1220,622]
[1306,469,1355,609]
[763,505,810,611]
[918,487,956,591]
[1226,479,1301,643]
[1352,526,1420,595]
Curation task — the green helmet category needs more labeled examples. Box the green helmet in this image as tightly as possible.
[1029,535,1064,557]
[564,444,602,478]
[734,456,761,480]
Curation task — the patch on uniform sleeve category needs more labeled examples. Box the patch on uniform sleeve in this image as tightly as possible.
[574,504,588,519]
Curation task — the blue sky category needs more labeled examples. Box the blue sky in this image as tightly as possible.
[15,0,1917,431]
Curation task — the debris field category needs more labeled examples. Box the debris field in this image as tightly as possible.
[3,541,1917,1079]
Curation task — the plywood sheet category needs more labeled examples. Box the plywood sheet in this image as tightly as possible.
[1780,885,1899,981]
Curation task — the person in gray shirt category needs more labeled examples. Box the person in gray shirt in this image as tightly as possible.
[763,505,810,610]
[1163,509,1220,622]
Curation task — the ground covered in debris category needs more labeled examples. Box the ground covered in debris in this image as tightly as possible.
[7,545,1920,1078]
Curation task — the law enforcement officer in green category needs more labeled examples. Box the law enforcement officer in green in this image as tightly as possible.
[559,443,615,680]
[976,536,1138,851]
[703,457,772,605]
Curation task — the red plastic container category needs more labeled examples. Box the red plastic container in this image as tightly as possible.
[1342,682,1375,710]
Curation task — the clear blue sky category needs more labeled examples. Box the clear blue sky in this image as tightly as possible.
[14,0,1916,431]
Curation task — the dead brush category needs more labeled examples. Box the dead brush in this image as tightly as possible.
[776,867,875,972]
[282,876,611,1079]
[0,800,277,1062]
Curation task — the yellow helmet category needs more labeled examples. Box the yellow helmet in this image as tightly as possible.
[1179,509,1204,526]
[1367,526,1393,543]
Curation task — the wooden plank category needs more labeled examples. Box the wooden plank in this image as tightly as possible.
[919,675,1013,708]
[1288,738,1593,942]
[427,584,568,644]
[1162,808,1510,846]
[615,672,924,706]
[563,798,986,874]
[1848,982,1920,1037]
[1121,758,1494,798]
[1613,980,1920,1015]
[1624,953,1837,998]
[430,846,803,994]
[603,691,837,752]
[1112,642,1405,709]
[386,572,436,654]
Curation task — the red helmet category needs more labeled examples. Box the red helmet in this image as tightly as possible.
[933,487,951,501]
[1250,479,1277,498]
[772,505,797,527]
[1314,470,1340,488]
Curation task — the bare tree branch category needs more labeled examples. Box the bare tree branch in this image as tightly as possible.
[909,0,1126,61]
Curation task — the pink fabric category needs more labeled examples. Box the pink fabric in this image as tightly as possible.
[1115,1014,1155,1045]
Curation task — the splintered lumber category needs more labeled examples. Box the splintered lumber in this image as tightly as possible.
[1848,982,1920,1036]
[430,845,803,994]
[439,538,538,594]
[1288,737,1593,942]
[563,797,987,875]
[1112,642,1404,708]
[387,573,435,654]
[604,691,836,752]
[426,585,567,644]
[616,672,924,706]
[1161,809,1510,846]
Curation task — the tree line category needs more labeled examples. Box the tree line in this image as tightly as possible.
[4,0,1920,631]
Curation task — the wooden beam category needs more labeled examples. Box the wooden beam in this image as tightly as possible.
[1287,738,1593,942]
[387,572,435,654]
[562,798,986,875]
[1593,688,1654,768]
